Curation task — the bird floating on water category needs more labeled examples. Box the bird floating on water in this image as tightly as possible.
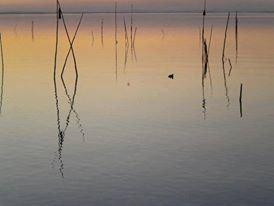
[168,74,174,79]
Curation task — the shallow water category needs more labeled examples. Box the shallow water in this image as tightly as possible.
[0,13,274,206]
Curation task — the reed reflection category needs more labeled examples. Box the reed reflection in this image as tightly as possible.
[123,16,129,72]
[161,29,165,40]
[221,12,230,107]
[31,20,34,41]
[239,83,243,118]
[115,2,118,81]
[91,30,95,46]
[235,12,239,62]
[123,14,138,73]
[52,0,84,177]
[101,18,104,46]
[52,0,62,176]
[0,33,5,115]
[201,0,208,119]
[124,41,129,72]
[207,25,213,94]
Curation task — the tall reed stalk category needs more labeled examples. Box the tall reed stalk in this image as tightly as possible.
[0,33,4,114]
[239,83,243,118]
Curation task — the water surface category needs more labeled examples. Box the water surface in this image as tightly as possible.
[0,13,274,206]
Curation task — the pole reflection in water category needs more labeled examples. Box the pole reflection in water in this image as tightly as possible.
[52,0,84,177]
[0,33,4,115]
[222,13,231,107]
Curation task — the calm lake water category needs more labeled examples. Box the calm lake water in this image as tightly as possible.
[0,12,274,206]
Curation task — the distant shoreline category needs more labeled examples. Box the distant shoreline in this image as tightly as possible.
[0,10,273,15]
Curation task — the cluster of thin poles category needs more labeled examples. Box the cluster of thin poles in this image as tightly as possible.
[200,0,243,119]
[52,1,139,177]
[122,3,138,73]
[115,3,138,78]
[90,3,138,78]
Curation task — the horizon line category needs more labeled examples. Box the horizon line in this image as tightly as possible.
[0,10,273,15]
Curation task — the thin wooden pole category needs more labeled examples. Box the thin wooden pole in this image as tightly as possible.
[53,0,61,134]
[53,0,64,177]
[91,30,94,46]
[235,11,239,61]
[133,27,137,48]
[60,13,84,79]
[130,4,133,48]
[228,58,233,76]
[31,21,34,40]
[115,2,118,45]
[123,16,129,45]
[115,2,118,81]
[0,33,4,114]
[239,83,243,118]
[101,18,104,46]
[208,25,213,54]
[222,12,230,62]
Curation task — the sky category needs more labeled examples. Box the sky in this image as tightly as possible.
[0,0,273,12]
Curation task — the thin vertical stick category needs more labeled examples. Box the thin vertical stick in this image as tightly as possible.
[222,58,230,107]
[202,87,206,120]
[133,27,137,48]
[115,2,118,81]
[201,0,208,81]
[201,0,207,119]
[222,12,230,62]
[202,0,206,42]
[132,43,138,62]
[123,16,129,45]
[221,12,230,107]
[130,4,133,48]
[199,27,201,48]
[202,39,208,120]
[53,0,61,134]
[131,27,138,63]
[203,0,207,16]
[124,43,129,72]
[208,25,213,54]
[207,25,213,93]
[115,2,118,45]
[123,16,129,72]
[235,11,239,62]
[91,30,94,46]
[14,24,18,36]
[31,21,34,40]
[239,83,243,118]
[0,33,4,114]
[228,58,233,76]
[161,29,165,40]
[101,18,104,46]
[53,0,64,177]
[202,39,209,80]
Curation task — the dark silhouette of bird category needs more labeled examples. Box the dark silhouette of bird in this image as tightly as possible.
[168,74,174,79]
